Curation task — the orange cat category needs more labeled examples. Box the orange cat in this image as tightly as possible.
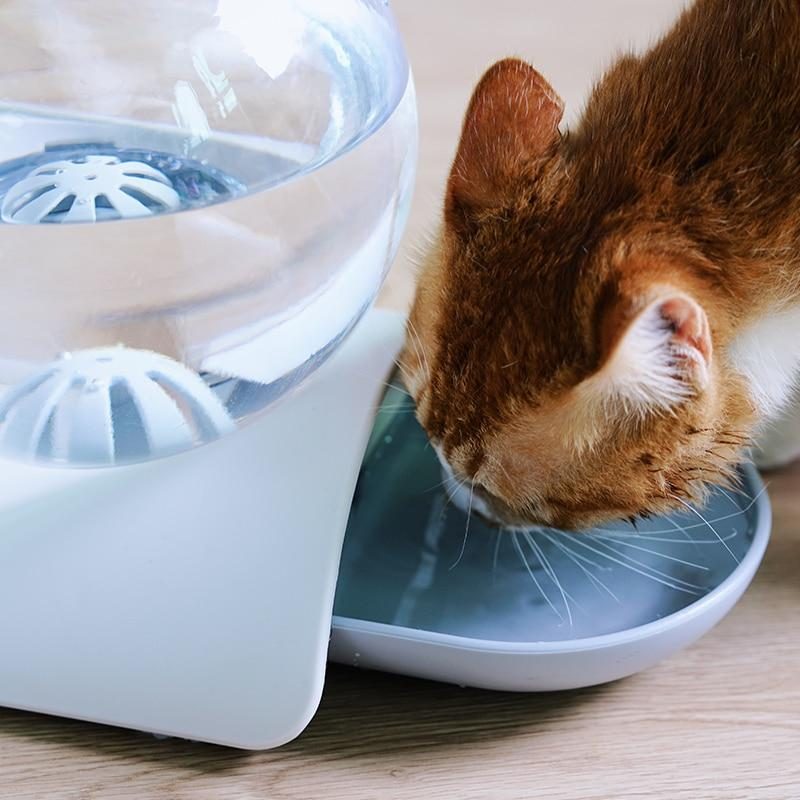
[402,0,800,530]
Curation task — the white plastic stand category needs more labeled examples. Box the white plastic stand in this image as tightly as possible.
[0,307,405,749]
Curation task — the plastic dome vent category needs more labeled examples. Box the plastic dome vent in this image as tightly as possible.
[1,155,181,224]
[0,348,234,465]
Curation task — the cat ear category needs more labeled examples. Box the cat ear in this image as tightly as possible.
[583,291,713,415]
[446,58,564,220]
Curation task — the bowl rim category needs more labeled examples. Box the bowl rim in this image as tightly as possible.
[332,463,771,655]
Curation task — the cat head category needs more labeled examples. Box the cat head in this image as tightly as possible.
[402,58,755,530]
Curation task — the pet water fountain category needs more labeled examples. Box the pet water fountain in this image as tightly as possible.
[0,0,770,750]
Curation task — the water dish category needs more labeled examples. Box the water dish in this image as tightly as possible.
[330,379,771,690]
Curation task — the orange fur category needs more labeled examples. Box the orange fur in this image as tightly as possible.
[402,0,799,529]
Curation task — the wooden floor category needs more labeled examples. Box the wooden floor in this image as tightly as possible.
[3,2,799,798]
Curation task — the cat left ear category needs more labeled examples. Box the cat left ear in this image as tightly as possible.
[583,291,713,415]
[446,58,564,222]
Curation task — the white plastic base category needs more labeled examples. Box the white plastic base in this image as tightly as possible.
[0,307,405,749]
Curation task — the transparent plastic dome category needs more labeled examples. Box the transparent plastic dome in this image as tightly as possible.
[0,0,417,466]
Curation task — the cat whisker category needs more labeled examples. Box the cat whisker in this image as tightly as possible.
[670,495,739,564]
[542,531,621,603]
[425,474,458,493]
[392,357,417,389]
[600,513,689,540]
[401,323,426,377]
[564,534,704,596]
[430,468,471,495]
[717,484,753,508]
[663,513,702,554]
[449,479,475,570]
[406,317,432,381]
[381,380,413,398]
[596,486,765,536]
[602,513,704,554]
[486,454,514,485]
[443,474,470,506]
[546,533,611,571]
[584,536,707,590]
[598,531,736,544]
[523,531,576,625]
[492,528,503,584]
[511,531,564,621]
[592,534,709,571]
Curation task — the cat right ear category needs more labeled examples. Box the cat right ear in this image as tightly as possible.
[446,58,564,223]
[584,290,713,417]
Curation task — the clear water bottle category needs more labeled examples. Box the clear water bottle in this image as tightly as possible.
[0,0,417,466]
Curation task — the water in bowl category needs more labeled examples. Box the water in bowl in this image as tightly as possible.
[335,379,763,642]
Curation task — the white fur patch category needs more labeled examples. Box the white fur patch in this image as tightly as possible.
[605,303,699,412]
[730,305,800,418]
[580,301,700,420]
